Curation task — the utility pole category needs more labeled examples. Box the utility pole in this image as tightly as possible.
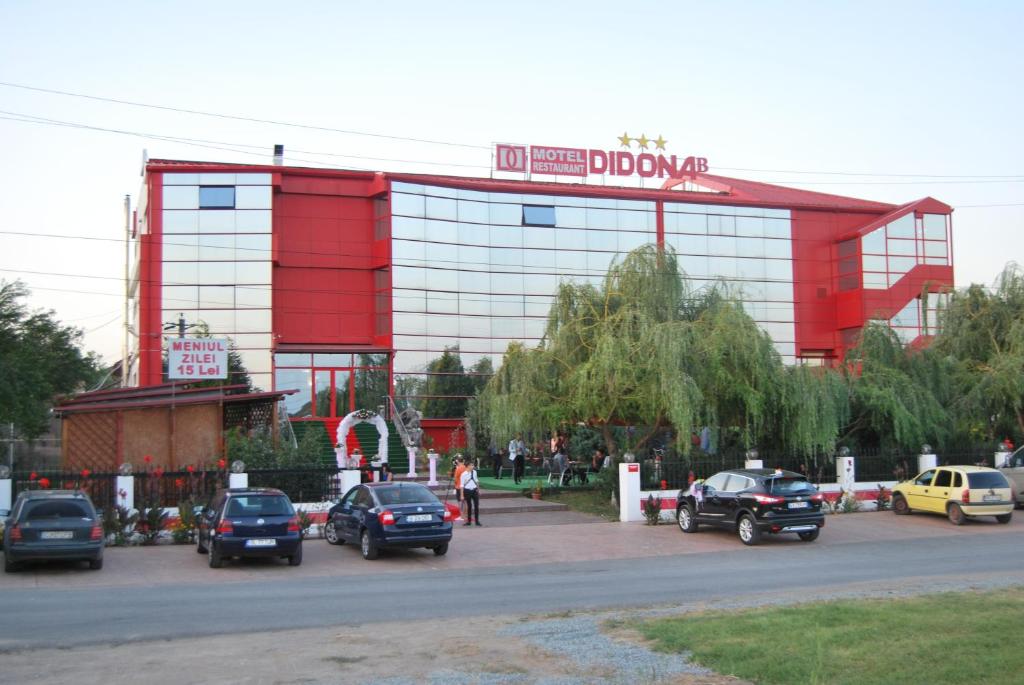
[7,423,13,470]
[122,194,131,387]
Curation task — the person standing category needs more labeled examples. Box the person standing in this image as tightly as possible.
[460,459,482,526]
[452,455,466,517]
[508,434,526,484]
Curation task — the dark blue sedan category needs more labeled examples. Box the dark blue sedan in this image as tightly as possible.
[196,488,302,568]
[324,482,453,560]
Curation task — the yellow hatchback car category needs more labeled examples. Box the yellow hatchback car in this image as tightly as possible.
[892,465,1013,525]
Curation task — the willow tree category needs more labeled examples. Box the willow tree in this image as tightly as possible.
[934,264,1024,439]
[475,244,844,455]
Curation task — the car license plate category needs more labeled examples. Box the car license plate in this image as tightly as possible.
[788,501,809,509]
[245,538,276,548]
[41,531,74,540]
[983,494,1002,502]
[405,514,432,523]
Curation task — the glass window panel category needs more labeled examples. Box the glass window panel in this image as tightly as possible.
[674,234,708,255]
[424,219,458,244]
[236,286,270,308]
[426,315,459,337]
[392,182,425,195]
[490,225,523,249]
[617,232,649,253]
[163,261,199,284]
[735,257,766,280]
[679,255,708,278]
[924,240,947,258]
[923,214,947,240]
[489,203,521,225]
[457,199,489,223]
[426,267,459,291]
[764,259,792,281]
[523,248,556,269]
[235,262,271,283]
[197,173,235,185]
[234,173,271,186]
[276,368,312,417]
[235,309,272,332]
[162,285,198,309]
[888,256,916,275]
[457,244,488,268]
[707,235,737,257]
[764,302,795,322]
[163,173,199,186]
[762,238,791,259]
[887,214,914,238]
[391,192,425,218]
[587,229,618,251]
[425,196,457,221]
[427,291,459,314]
[524,296,553,317]
[735,237,764,258]
[163,235,199,261]
[617,210,650,231]
[198,234,234,261]
[459,316,490,337]
[492,317,525,338]
[237,350,272,375]
[491,294,524,317]
[556,250,587,273]
[760,321,795,342]
[425,185,457,199]
[890,299,920,328]
[491,272,524,293]
[235,210,271,232]
[198,210,235,232]
[164,186,199,210]
[392,239,426,264]
[863,272,887,289]
[522,205,556,227]
[459,292,489,316]
[459,270,488,293]
[234,334,272,351]
[314,370,332,417]
[925,256,948,266]
[353,367,388,413]
[394,288,426,313]
[556,206,587,228]
[525,273,558,296]
[490,247,523,268]
[762,218,791,239]
[314,354,352,367]
[837,239,858,258]
[394,313,426,335]
[555,228,586,251]
[676,213,707,234]
[198,186,235,209]
[887,238,916,256]
[235,234,271,260]
[194,309,234,331]
[274,353,311,367]
[587,251,613,273]
[163,210,199,233]
[862,255,886,272]
[198,285,234,308]
[707,256,738,278]
[708,215,736,236]
[735,216,765,238]
[585,208,617,229]
[392,216,425,240]
[764,281,793,301]
[861,227,885,253]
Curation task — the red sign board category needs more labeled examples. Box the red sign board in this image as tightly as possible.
[495,143,707,180]
[627,463,639,473]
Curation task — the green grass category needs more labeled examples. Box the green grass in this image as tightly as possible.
[477,475,548,492]
[542,488,619,520]
[635,588,1024,685]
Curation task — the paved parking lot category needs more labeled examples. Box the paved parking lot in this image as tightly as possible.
[3,508,1020,590]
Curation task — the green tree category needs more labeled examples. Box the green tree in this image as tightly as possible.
[934,264,1024,440]
[0,280,101,438]
[421,346,474,418]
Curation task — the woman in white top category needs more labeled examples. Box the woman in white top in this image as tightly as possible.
[460,460,482,526]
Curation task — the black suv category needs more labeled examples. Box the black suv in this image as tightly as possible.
[196,488,302,568]
[3,490,104,571]
[676,469,825,545]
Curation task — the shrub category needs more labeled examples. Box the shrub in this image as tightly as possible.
[296,509,313,539]
[101,505,138,547]
[875,484,891,511]
[642,493,662,525]
[171,498,198,544]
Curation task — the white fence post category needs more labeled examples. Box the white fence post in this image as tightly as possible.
[427,450,439,486]
[228,471,249,489]
[339,469,361,497]
[115,474,134,511]
[994,450,1011,468]
[618,462,642,522]
[918,451,938,473]
[0,477,11,511]
[406,447,418,478]
[837,455,856,492]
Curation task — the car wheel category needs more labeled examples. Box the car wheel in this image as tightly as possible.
[432,542,449,556]
[288,543,303,567]
[208,540,224,568]
[892,494,911,515]
[798,528,820,542]
[324,521,343,545]
[676,505,698,533]
[360,529,379,560]
[996,512,1012,524]
[88,556,104,570]
[737,514,761,546]
[947,502,966,526]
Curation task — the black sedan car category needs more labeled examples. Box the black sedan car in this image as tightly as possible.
[196,488,302,568]
[4,490,104,572]
[676,469,825,545]
[324,482,453,560]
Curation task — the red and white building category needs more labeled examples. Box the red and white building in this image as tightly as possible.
[127,156,953,444]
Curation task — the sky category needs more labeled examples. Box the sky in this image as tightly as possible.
[0,1,1021,365]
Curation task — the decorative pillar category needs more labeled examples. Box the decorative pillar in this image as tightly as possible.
[994,450,1011,469]
[339,469,361,497]
[0,477,11,511]
[618,462,642,522]
[427,450,439,486]
[837,454,855,492]
[228,472,248,489]
[115,474,134,512]
[918,449,938,474]
[406,447,417,478]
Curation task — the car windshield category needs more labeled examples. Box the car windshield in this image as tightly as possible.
[375,485,439,506]
[967,472,1010,489]
[24,500,93,520]
[226,495,294,517]
[767,478,816,495]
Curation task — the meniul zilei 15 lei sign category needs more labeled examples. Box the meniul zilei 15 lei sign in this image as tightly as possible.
[168,338,229,380]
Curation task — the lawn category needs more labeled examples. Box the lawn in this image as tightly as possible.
[636,587,1024,685]
[541,488,619,520]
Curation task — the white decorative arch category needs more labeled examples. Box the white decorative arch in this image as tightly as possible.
[335,409,389,469]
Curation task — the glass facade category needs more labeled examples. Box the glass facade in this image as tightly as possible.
[861,212,950,289]
[161,172,273,390]
[273,353,390,420]
[390,182,797,408]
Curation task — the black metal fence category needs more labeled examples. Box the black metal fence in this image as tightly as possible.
[10,470,119,510]
[248,467,342,503]
[135,470,227,508]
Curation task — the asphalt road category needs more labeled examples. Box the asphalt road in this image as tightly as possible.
[3,524,1024,650]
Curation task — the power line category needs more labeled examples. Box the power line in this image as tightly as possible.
[0,81,490,150]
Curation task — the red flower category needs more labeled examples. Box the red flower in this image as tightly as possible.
[174,478,185,488]
[217,459,227,469]
[154,467,165,478]
[143,455,152,464]
[186,465,195,473]
[660,479,668,490]
[29,472,37,481]
[38,477,51,489]
[81,469,91,479]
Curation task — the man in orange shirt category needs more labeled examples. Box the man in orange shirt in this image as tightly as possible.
[452,454,467,517]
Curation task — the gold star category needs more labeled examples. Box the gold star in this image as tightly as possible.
[654,135,668,150]
[617,132,632,148]
[636,133,650,149]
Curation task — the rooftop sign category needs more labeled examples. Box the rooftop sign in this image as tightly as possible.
[495,133,707,180]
